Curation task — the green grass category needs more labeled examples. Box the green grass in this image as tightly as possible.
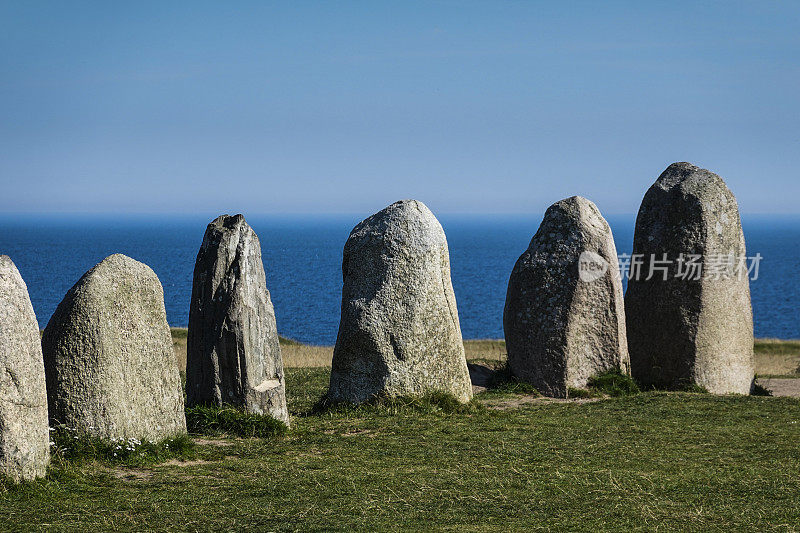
[754,339,800,356]
[185,405,288,438]
[484,362,541,395]
[567,386,596,399]
[1,367,799,531]
[567,369,641,398]
[169,327,188,339]
[49,425,196,467]
[587,369,641,397]
[679,382,710,394]
[313,391,485,417]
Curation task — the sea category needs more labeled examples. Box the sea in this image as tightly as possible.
[1,214,798,344]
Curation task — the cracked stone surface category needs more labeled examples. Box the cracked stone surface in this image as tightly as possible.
[625,162,754,394]
[503,196,630,398]
[329,200,472,404]
[42,254,187,441]
[0,256,50,482]
[186,215,288,424]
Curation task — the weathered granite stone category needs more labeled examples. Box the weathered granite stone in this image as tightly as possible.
[329,200,472,404]
[0,256,50,481]
[186,215,288,424]
[625,162,754,394]
[42,254,186,441]
[503,196,630,397]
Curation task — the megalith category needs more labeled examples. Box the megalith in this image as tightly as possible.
[503,196,629,397]
[0,256,50,481]
[329,200,473,404]
[625,162,754,394]
[186,215,288,424]
[42,254,186,441]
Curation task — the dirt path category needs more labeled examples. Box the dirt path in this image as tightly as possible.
[759,378,800,398]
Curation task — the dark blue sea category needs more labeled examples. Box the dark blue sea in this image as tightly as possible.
[1,214,798,343]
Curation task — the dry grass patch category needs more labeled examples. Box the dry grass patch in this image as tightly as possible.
[170,330,509,370]
[464,339,506,362]
[171,328,188,371]
[754,339,800,376]
[171,328,334,370]
[282,344,333,367]
[170,330,800,378]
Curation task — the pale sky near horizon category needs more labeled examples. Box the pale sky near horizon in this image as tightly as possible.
[1,1,799,216]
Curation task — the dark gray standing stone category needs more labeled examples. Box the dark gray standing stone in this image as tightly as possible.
[42,254,186,441]
[503,196,630,397]
[186,215,288,424]
[625,162,754,394]
[0,256,50,481]
[329,200,472,404]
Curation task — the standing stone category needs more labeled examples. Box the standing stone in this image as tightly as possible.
[503,197,630,397]
[625,162,754,394]
[329,200,472,404]
[0,256,50,481]
[42,254,186,441]
[186,215,288,424]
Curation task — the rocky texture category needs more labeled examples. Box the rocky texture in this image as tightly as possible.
[42,254,186,441]
[329,200,472,404]
[503,197,630,397]
[0,256,50,481]
[186,215,288,424]
[625,162,754,394]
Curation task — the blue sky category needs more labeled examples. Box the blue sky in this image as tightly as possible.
[1,1,798,215]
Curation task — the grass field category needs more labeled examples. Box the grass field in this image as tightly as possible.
[4,333,798,531]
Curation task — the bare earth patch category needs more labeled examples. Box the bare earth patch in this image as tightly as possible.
[160,459,212,467]
[109,468,152,481]
[754,354,800,376]
[192,438,234,447]
[483,395,603,410]
[758,378,800,398]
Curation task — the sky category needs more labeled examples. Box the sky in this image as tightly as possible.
[1,1,799,216]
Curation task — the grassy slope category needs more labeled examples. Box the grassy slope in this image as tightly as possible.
[2,366,800,531]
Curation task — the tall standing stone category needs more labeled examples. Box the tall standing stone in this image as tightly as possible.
[186,215,288,424]
[625,162,754,393]
[329,200,472,404]
[42,254,186,441]
[503,197,629,397]
[0,256,50,482]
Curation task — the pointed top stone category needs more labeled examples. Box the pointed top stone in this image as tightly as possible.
[504,196,629,397]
